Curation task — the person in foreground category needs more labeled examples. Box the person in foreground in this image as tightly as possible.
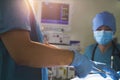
[84,11,120,80]
[0,0,95,80]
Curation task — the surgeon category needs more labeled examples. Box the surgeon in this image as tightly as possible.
[0,0,95,80]
[84,11,120,80]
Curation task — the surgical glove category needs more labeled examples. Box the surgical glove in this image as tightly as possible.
[103,68,120,80]
[70,50,92,78]
[117,71,120,80]
[92,62,120,80]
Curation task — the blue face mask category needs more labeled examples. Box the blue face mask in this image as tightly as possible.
[93,31,114,45]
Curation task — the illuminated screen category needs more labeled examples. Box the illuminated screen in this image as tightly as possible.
[41,2,69,25]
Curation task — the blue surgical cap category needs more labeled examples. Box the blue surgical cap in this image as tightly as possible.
[92,11,116,33]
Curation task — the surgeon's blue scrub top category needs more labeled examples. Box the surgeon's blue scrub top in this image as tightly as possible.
[0,0,48,80]
[84,43,120,71]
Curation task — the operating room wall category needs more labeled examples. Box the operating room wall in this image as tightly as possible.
[34,0,120,52]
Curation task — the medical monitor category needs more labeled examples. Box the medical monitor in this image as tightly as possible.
[41,2,69,25]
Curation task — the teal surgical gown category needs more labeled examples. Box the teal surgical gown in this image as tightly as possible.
[0,0,47,80]
[84,43,120,71]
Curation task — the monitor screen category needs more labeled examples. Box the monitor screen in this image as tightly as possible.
[41,2,69,25]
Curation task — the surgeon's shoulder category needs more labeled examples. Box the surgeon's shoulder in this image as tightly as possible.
[85,43,96,50]
[83,43,96,57]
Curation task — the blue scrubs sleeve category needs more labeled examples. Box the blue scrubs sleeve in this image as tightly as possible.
[0,0,31,34]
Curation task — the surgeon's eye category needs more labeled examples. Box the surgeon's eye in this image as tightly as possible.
[96,28,102,31]
[105,28,112,31]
